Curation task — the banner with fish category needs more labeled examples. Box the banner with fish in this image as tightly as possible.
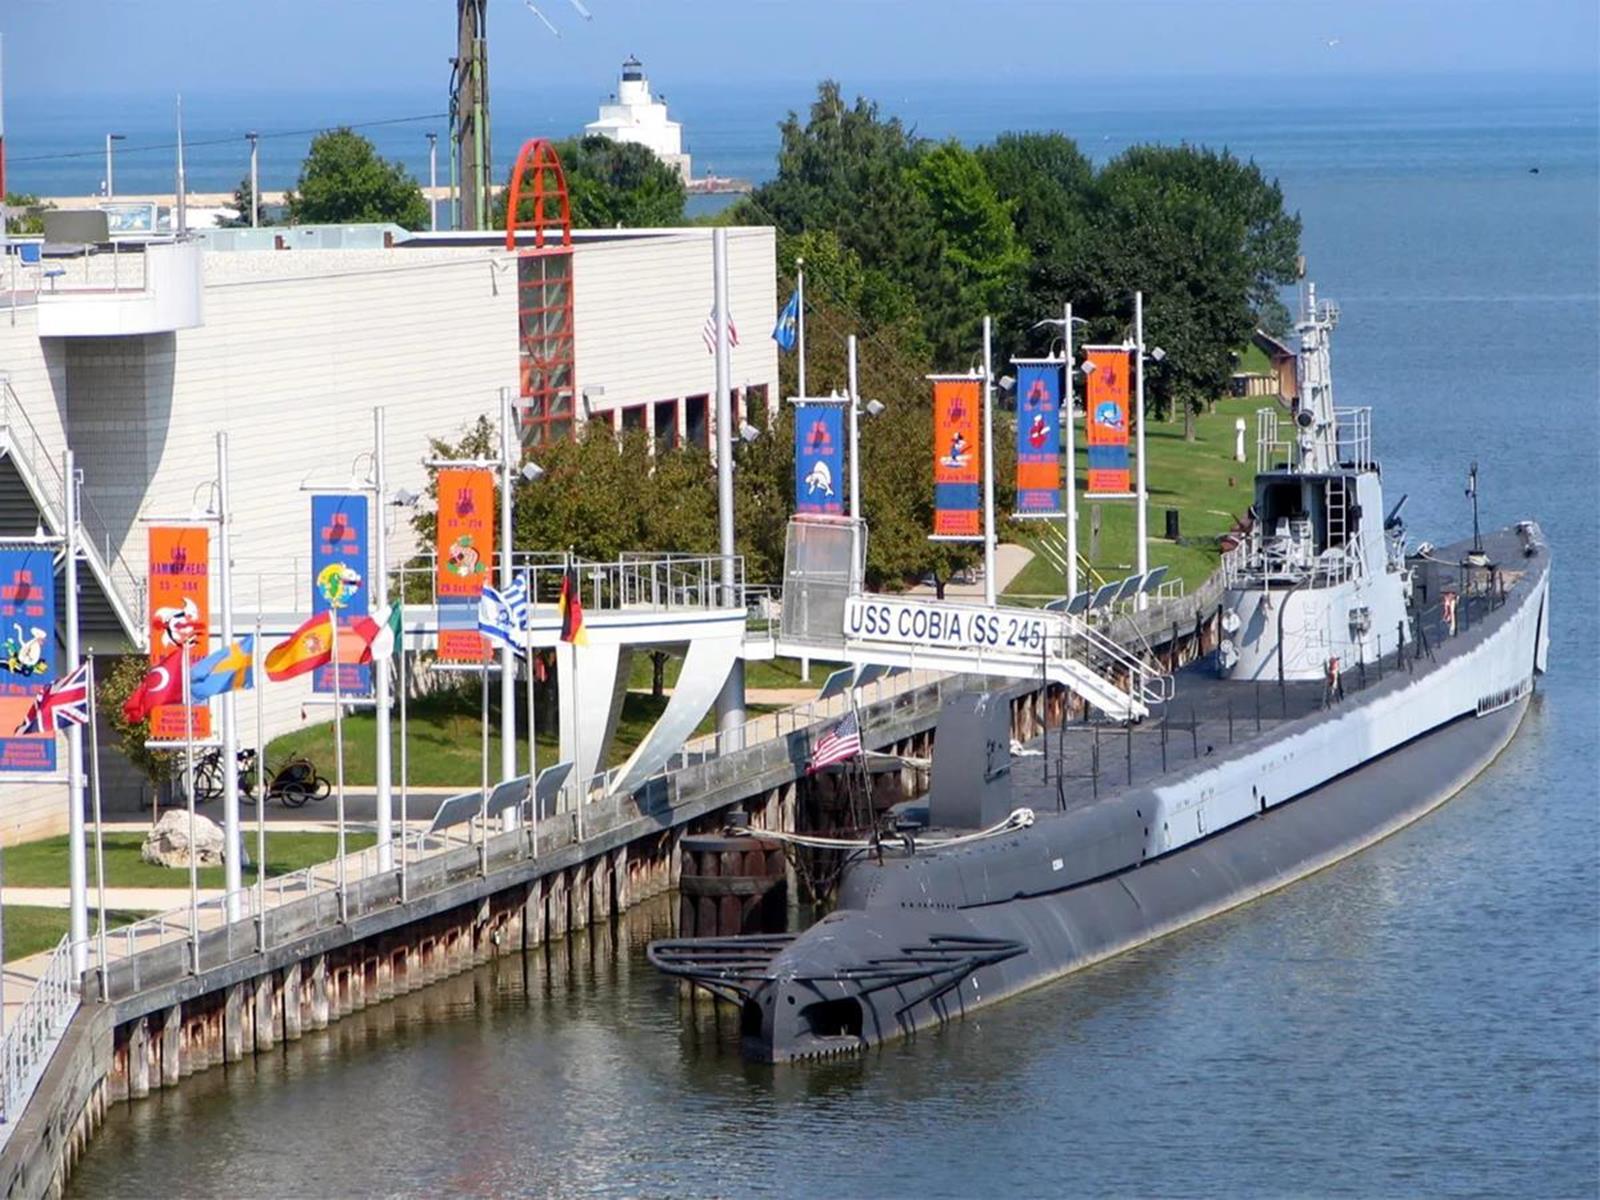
[311,494,371,695]
[931,376,982,540]
[0,547,57,773]
[794,403,844,516]
[1013,360,1063,518]
[1084,346,1133,496]
[148,525,211,739]
[435,468,494,663]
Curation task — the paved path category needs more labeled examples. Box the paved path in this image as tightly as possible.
[4,887,227,911]
[904,542,1036,599]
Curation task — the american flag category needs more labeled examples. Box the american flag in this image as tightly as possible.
[15,661,91,734]
[702,304,740,355]
[806,710,861,773]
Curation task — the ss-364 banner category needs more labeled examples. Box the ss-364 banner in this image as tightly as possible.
[843,595,1051,656]
[1013,360,1063,517]
[1084,345,1132,496]
[931,376,982,539]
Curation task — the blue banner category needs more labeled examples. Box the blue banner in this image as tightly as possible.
[0,548,57,774]
[311,494,371,695]
[794,403,844,516]
[1014,361,1063,516]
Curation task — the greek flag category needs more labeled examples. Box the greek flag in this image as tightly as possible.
[477,576,529,650]
[772,289,800,352]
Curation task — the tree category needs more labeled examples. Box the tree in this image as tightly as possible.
[497,136,685,230]
[218,175,278,228]
[284,128,428,228]
[3,192,54,236]
[101,655,178,801]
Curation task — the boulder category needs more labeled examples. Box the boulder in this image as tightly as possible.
[141,810,227,869]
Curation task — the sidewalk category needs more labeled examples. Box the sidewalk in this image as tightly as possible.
[905,542,1035,599]
[4,886,227,911]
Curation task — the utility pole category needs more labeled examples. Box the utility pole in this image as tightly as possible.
[453,0,491,230]
[246,132,259,228]
[174,95,188,237]
[712,228,745,745]
[104,133,124,200]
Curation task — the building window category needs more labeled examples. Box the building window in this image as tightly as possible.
[621,404,648,433]
[684,394,708,449]
[726,387,743,438]
[517,249,576,447]
[654,398,679,448]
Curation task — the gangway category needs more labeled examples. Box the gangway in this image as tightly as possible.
[776,518,1170,722]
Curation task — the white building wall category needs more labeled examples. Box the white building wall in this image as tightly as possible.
[0,227,778,832]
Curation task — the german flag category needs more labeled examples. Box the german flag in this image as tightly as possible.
[558,561,588,645]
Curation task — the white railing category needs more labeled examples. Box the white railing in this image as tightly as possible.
[1257,404,1374,474]
[0,936,80,1130]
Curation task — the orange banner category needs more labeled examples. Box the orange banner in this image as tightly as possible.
[435,468,495,662]
[932,377,982,539]
[1084,346,1132,496]
[147,526,211,740]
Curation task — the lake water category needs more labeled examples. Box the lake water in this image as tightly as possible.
[62,77,1600,1197]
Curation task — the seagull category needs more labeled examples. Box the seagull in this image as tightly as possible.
[567,0,594,18]
[1326,37,1341,47]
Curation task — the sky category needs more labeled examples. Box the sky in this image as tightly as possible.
[3,0,1597,100]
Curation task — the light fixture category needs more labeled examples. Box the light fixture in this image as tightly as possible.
[738,422,760,443]
[1081,360,1098,376]
[864,399,886,417]
[390,487,420,508]
[520,461,546,483]
[997,374,1016,394]
[1150,346,1167,362]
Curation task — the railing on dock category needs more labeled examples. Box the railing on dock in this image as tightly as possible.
[0,937,79,1132]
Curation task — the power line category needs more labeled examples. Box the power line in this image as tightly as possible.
[8,112,448,166]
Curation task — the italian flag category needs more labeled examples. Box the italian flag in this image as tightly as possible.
[355,603,404,663]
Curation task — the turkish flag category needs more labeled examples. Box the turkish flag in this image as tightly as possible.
[122,646,186,725]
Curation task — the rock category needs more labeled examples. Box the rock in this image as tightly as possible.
[141,810,227,869]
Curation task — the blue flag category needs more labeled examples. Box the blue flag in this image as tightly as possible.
[772,290,800,352]
[190,636,256,700]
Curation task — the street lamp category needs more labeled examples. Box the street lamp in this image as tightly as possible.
[245,132,260,228]
[426,132,439,232]
[1034,305,1089,601]
[104,133,125,199]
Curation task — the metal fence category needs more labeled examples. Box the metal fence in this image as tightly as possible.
[0,936,79,1131]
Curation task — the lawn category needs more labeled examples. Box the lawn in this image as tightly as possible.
[1005,393,1259,603]
[3,906,143,962]
[267,689,779,788]
[3,832,375,891]
[626,652,840,693]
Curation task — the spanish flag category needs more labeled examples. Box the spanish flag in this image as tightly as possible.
[265,612,336,681]
[558,561,588,646]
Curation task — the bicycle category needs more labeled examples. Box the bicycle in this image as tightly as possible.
[194,747,331,808]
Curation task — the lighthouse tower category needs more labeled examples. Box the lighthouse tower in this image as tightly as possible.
[585,56,692,182]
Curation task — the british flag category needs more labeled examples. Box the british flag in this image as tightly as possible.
[806,710,861,774]
[15,661,91,735]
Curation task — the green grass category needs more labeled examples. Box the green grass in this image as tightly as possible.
[1005,394,1258,603]
[1235,340,1273,375]
[3,907,143,962]
[3,832,376,891]
[626,653,840,693]
[267,690,780,788]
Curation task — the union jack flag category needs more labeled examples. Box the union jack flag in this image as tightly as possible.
[806,710,861,774]
[15,661,91,734]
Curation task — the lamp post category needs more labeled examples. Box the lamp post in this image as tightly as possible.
[427,133,439,232]
[245,132,259,228]
[982,316,997,607]
[104,133,124,199]
[1032,304,1090,602]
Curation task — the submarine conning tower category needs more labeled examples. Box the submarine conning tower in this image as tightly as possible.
[1217,285,1413,682]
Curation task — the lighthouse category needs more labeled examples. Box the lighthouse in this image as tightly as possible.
[584,56,691,182]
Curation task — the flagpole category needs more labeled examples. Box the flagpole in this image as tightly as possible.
[86,654,108,993]
[497,388,518,832]
[63,449,87,979]
[796,256,807,400]
[216,432,242,921]
[477,654,489,872]
[372,407,394,871]
[524,567,538,860]
[253,618,266,951]
[182,639,199,975]
[397,590,409,902]
[331,608,347,922]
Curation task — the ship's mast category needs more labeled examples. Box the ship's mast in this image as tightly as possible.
[1291,283,1341,474]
